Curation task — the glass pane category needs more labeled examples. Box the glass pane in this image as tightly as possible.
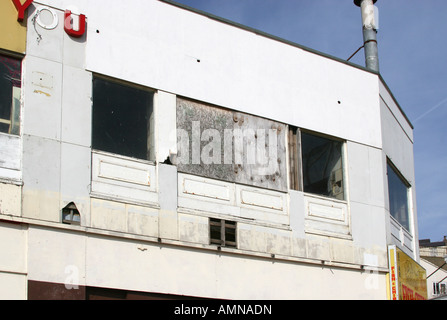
[301,132,344,200]
[0,123,9,133]
[0,56,21,134]
[10,87,21,135]
[72,213,81,223]
[92,77,153,160]
[225,226,236,243]
[62,211,72,222]
[210,218,222,244]
[387,163,410,231]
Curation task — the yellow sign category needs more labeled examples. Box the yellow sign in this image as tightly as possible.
[0,0,28,54]
[388,245,427,300]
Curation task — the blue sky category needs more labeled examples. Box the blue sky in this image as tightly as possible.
[172,0,447,242]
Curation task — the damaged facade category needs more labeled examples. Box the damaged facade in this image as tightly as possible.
[0,0,423,299]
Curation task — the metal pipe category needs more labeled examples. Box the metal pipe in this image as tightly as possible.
[354,0,379,73]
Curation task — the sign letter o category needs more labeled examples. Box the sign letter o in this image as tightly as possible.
[36,8,59,30]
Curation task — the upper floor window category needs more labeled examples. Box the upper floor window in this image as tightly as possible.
[92,76,154,161]
[301,131,345,200]
[0,55,21,135]
[387,161,410,231]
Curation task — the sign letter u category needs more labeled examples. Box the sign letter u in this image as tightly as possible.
[64,10,86,38]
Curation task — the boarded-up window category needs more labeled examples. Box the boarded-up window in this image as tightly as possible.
[92,77,154,161]
[176,98,287,192]
[0,55,21,135]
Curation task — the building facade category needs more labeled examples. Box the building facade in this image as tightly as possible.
[0,0,423,299]
[419,237,447,300]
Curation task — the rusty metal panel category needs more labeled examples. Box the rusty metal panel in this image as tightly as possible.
[176,98,287,192]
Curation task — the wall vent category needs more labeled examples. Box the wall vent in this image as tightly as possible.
[210,218,236,248]
[62,202,80,225]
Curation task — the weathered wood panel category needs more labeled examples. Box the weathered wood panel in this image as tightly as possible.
[176,98,287,192]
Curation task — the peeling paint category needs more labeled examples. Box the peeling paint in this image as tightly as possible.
[33,89,51,97]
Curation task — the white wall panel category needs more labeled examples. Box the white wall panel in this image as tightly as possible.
[0,183,21,216]
[60,143,91,225]
[0,133,21,175]
[61,66,92,146]
[178,173,288,226]
[26,4,64,63]
[22,134,61,222]
[22,56,63,140]
[0,222,27,274]
[91,151,158,206]
[30,0,382,148]
[304,194,351,239]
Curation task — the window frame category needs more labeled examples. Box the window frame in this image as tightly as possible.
[91,74,155,162]
[289,127,347,202]
[0,53,22,136]
[209,218,237,248]
[386,159,411,233]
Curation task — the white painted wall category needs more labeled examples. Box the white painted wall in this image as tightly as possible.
[25,225,387,300]
[0,222,27,300]
[34,0,381,149]
[379,83,419,259]
[420,259,447,300]
[379,82,415,200]
[0,0,418,299]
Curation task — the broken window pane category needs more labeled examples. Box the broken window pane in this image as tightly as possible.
[92,77,154,161]
[301,132,345,200]
[387,162,410,231]
[0,55,22,135]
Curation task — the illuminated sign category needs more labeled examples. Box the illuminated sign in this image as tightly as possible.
[388,245,427,300]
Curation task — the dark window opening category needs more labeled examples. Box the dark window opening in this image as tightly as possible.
[301,131,345,200]
[62,202,81,225]
[210,218,236,248]
[0,55,22,135]
[92,77,154,161]
[433,283,446,295]
[387,161,410,231]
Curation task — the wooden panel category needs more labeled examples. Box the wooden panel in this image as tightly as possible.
[239,188,284,212]
[176,97,287,192]
[304,194,350,238]
[178,173,289,226]
[91,151,157,205]
[99,160,150,186]
[390,216,401,240]
[403,230,413,252]
[0,133,21,171]
[308,202,345,222]
[182,176,231,201]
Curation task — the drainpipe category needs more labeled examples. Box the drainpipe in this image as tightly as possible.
[354,0,379,73]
